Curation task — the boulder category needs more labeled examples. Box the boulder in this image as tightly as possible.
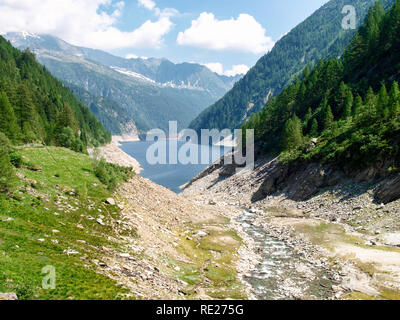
[0,293,18,300]
[105,198,116,205]
[374,176,400,204]
[219,164,237,177]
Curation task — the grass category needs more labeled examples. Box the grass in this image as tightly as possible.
[165,221,247,300]
[0,146,136,300]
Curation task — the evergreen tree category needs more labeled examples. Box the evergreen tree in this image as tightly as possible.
[0,133,16,192]
[14,84,36,127]
[377,84,389,117]
[303,108,313,130]
[389,81,400,115]
[343,91,354,119]
[323,105,334,130]
[0,92,19,140]
[283,114,303,150]
[353,95,364,116]
[310,118,319,137]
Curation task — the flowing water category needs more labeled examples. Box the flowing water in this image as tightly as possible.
[238,210,335,300]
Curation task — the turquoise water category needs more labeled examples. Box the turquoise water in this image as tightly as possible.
[120,141,230,193]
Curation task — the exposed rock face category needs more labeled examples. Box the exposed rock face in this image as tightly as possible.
[252,161,346,202]
[374,176,400,204]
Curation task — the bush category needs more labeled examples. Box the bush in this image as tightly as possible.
[56,127,84,153]
[9,152,23,168]
[93,157,134,191]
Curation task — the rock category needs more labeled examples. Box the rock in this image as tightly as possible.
[64,249,79,255]
[380,233,400,247]
[105,198,116,205]
[195,231,208,238]
[251,161,345,202]
[219,164,237,177]
[0,293,18,300]
[97,218,105,226]
[374,176,400,204]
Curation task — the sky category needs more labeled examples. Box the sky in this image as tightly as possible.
[0,0,330,76]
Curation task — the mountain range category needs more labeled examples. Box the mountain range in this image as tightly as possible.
[5,32,241,135]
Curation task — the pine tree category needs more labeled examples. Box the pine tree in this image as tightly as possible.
[323,105,334,130]
[343,91,354,119]
[55,104,78,134]
[0,92,19,140]
[283,114,303,150]
[303,108,313,130]
[0,133,16,192]
[377,84,389,118]
[389,81,400,115]
[353,95,363,116]
[310,118,319,137]
[335,81,348,115]
[364,87,377,106]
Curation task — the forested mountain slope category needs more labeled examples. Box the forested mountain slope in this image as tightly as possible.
[190,0,396,133]
[243,0,400,173]
[0,35,110,150]
[67,84,136,136]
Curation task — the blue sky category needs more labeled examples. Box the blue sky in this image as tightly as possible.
[0,0,330,75]
[111,0,330,74]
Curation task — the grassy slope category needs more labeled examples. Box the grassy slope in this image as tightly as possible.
[0,147,133,300]
[0,147,247,300]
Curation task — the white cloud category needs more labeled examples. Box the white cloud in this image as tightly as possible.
[138,0,179,18]
[204,63,249,77]
[126,54,138,59]
[177,12,275,54]
[204,63,224,75]
[0,0,173,50]
[138,0,156,11]
[224,64,250,77]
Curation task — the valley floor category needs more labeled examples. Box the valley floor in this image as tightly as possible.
[2,146,400,300]
[182,158,400,300]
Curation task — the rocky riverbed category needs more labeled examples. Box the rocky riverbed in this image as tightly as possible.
[182,157,400,300]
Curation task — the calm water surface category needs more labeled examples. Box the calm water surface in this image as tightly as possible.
[120,141,230,193]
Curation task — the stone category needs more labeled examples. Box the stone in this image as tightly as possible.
[0,293,18,300]
[97,218,105,226]
[195,231,208,238]
[374,176,400,204]
[105,198,116,205]
[64,249,79,255]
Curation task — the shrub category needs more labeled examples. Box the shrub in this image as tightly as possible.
[9,152,23,168]
[93,156,134,191]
